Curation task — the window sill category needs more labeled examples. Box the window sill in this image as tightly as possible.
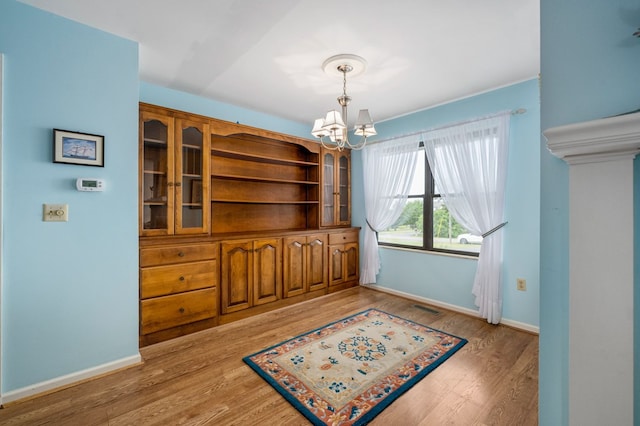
[378,244,479,260]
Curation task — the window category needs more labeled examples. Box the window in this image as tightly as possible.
[377,147,481,256]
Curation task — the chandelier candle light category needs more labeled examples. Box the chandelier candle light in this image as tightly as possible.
[311,54,377,151]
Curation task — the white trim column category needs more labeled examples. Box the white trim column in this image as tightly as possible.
[544,112,640,426]
[0,53,4,406]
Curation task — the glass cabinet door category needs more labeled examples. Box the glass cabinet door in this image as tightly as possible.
[175,119,210,234]
[321,149,351,227]
[322,152,335,226]
[338,153,350,224]
[140,112,174,235]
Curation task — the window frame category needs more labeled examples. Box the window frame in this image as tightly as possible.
[377,144,479,257]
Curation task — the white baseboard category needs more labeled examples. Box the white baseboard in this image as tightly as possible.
[361,284,539,334]
[2,353,142,405]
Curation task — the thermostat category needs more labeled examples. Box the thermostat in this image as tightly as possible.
[76,178,105,192]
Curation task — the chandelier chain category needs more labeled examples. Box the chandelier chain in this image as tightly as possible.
[342,68,347,98]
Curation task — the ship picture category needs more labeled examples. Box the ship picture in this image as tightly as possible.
[62,137,97,160]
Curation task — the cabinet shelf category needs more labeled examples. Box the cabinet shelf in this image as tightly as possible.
[211,173,319,185]
[212,199,319,205]
[144,137,167,145]
[183,143,202,150]
[212,148,318,167]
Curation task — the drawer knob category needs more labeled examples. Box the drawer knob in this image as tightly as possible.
[179,307,185,313]
[179,276,185,281]
[178,251,185,257]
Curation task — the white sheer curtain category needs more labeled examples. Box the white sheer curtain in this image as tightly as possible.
[360,136,420,284]
[423,113,510,324]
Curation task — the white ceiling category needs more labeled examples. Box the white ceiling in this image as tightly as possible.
[19,0,539,128]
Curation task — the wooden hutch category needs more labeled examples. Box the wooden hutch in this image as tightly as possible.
[138,103,359,346]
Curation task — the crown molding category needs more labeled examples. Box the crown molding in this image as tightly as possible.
[543,111,640,165]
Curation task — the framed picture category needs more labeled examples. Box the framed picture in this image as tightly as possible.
[53,129,104,167]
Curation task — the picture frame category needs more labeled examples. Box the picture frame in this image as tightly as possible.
[53,129,104,167]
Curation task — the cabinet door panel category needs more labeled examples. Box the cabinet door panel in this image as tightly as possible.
[344,243,359,283]
[338,154,350,224]
[329,245,344,286]
[307,235,327,292]
[320,149,351,227]
[221,241,252,313]
[253,238,282,305]
[321,152,335,226]
[175,118,210,234]
[140,112,175,236]
[283,237,306,298]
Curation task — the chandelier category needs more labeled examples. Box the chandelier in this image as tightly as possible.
[311,54,376,151]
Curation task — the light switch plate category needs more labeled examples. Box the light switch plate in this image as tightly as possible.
[43,204,68,222]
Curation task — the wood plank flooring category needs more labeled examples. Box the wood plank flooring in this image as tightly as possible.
[0,287,538,425]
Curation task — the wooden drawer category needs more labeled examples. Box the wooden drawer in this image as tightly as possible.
[141,260,217,299]
[329,231,358,245]
[140,243,217,267]
[141,287,217,335]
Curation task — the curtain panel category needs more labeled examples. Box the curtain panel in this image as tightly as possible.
[360,136,420,284]
[423,112,510,323]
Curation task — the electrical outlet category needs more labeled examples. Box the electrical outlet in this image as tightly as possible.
[516,278,527,291]
[43,204,68,222]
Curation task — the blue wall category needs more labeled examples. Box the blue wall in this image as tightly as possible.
[0,1,139,393]
[539,0,640,424]
[351,79,541,328]
[140,82,310,139]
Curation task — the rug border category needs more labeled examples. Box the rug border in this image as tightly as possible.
[242,308,468,426]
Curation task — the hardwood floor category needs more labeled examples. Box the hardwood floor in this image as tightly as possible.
[0,287,538,425]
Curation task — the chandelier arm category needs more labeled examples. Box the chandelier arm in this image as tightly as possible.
[320,136,343,151]
[345,136,368,150]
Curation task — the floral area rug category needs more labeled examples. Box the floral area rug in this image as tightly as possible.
[243,308,467,425]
